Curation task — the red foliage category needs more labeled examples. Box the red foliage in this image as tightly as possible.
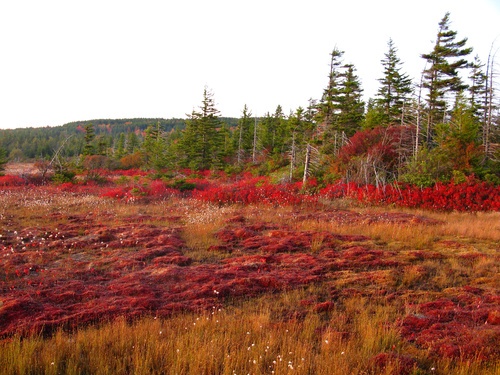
[0,175,25,186]
[320,177,500,211]
[401,289,500,360]
[192,177,317,206]
[369,352,417,375]
[1,205,417,337]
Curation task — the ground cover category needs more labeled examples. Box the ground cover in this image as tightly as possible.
[0,173,499,374]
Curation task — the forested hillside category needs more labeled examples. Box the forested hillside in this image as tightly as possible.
[0,12,499,186]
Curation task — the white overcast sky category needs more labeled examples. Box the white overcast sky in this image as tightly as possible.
[0,0,499,129]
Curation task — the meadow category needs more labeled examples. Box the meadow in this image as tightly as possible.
[0,171,499,374]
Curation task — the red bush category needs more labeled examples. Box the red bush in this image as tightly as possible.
[0,175,25,186]
[320,177,500,212]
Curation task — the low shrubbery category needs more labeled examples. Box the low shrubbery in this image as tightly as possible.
[2,168,498,211]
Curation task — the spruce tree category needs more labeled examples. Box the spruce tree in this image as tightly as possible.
[316,48,345,132]
[114,133,126,160]
[180,87,224,170]
[377,38,413,125]
[82,123,96,156]
[316,49,364,154]
[0,146,7,175]
[142,121,168,171]
[468,55,487,122]
[337,64,365,138]
[421,12,472,146]
[259,105,287,156]
[234,104,253,165]
[126,132,140,154]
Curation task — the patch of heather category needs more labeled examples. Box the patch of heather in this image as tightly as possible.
[369,352,418,375]
[401,287,500,359]
[0,183,498,366]
[0,204,409,338]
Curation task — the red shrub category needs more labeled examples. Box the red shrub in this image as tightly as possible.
[0,175,25,186]
[369,352,417,375]
[320,177,500,212]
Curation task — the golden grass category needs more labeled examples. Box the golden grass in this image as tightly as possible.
[1,191,499,374]
[3,291,498,375]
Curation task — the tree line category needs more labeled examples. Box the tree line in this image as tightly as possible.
[1,12,499,186]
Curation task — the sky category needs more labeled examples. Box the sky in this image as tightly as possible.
[0,0,499,129]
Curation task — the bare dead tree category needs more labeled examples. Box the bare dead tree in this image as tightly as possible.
[302,144,320,185]
[483,41,499,161]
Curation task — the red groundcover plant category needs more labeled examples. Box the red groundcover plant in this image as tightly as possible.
[191,177,317,206]
[0,175,25,186]
[92,170,499,212]
[319,176,500,212]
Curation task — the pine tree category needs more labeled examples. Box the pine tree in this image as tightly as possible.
[126,132,140,154]
[468,55,487,120]
[234,104,253,165]
[316,48,345,132]
[421,12,473,146]
[260,105,287,156]
[337,64,365,137]
[180,87,224,170]
[142,121,168,171]
[114,133,126,160]
[316,49,364,154]
[82,123,96,156]
[0,146,7,175]
[377,38,414,125]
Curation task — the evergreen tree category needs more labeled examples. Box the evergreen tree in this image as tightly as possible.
[180,87,224,170]
[468,55,487,122]
[421,12,473,146]
[316,48,345,132]
[434,92,481,174]
[114,133,126,160]
[234,104,253,165]
[337,64,365,138]
[126,132,140,154]
[96,135,111,156]
[260,105,287,156]
[316,49,364,154]
[376,38,414,125]
[82,123,96,156]
[141,121,168,171]
[363,99,385,129]
[0,146,7,175]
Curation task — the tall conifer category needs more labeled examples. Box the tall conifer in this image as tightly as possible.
[421,12,472,146]
[377,39,413,125]
[180,87,224,170]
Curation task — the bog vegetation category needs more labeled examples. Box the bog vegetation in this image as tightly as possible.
[0,11,499,375]
[0,172,499,374]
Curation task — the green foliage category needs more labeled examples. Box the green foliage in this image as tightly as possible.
[178,87,225,170]
[421,12,473,145]
[376,38,413,125]
[400,147,455,187]
[315,48,365,156]
[233,104,254,164]
[170,179,196,192]
[259,106,288,156]
[141,122,168,171]
[51,169,76,184]
[0,146,7,175]
[82,123,96,156]
[363,99,385,129]
[336,64,365,137]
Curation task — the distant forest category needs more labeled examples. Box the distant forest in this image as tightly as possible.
[0,118,237,160]
[1,12,499,187]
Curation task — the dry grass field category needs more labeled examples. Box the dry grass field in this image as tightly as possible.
[0,180,499,374]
